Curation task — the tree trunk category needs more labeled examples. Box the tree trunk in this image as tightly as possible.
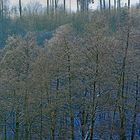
[24,93,29,140]
[89,81,96,140]
[119,12,130,140]
[89,49,99,140]
[4,115,7,140]
[51,115,55,140]
[40,93,43,140]
[52,0,54,13]
[19,0,22,18]
[64,0,66,12]
[117,0,121,9]
[128,0,130,9]
[109,108,116,140]
[109,0,111,10]
[65,39,74,140]
[77,0,79,12]
[13,90,20,140]
[103,0,106,9]
[100,0,103,11]
[131,75,139,140]
[55,0,57,10]
[14,109,20,140]
[68,57,74,140]
[81,110,85,140]
[114,0,116,9]
[80,0,84,12]
[50,78,59,140]
[81,87,88,140]
[47,0,49,14]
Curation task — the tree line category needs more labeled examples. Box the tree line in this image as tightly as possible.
[0,0,139,49]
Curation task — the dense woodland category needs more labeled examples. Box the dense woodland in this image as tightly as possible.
[0,0,140,140]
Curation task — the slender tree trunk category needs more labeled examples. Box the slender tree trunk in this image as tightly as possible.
[59,111,66,139]
[89,50,99,140]
[114,0,116,9]
[24,92,29,140]
[81,86,88,140]
[68,56,74,140]
[40,93,43,140]
[80,0,84,12]
[55,0,57,10]
[12,89,20,140]
[4,115,7,140]
[117,0,121,9]
[100,0,103,11]
[29,123,32,140]
[86,0,89,11]
[52,0,54,13]
[64,39,74,140]
[109,108,116,140]
[103,0,106,9]
[64,0,66,12]
[128,0,130,9]
[14,109,20,140]
[119,13,130,140]
[51,118,55,140]
[51,78,59,140]
[89,81,96,140]
[109,0,111,10]
[77,0,79,12]
[70,113,74,140]
[19,0,22,18]
[119,49,127,140]
[110,87,121,140]
[81,110,85,140]
[47,0,49,14]
[131,75,139,140]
